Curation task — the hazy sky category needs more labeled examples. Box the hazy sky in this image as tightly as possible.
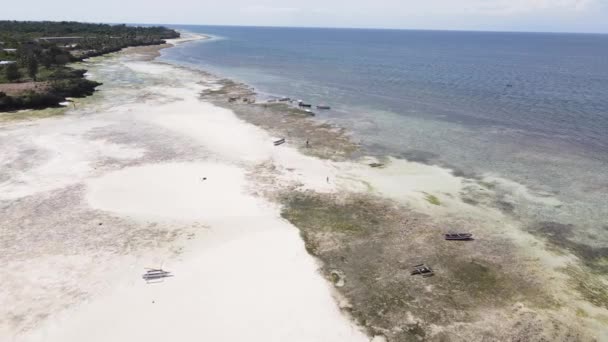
[3,0,608,33]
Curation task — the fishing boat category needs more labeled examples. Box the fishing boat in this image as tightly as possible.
[298,100,312,108]
[444,233,473,241]
[316,105,331,110]
[142,269,173,281]
[411,264,434,277]
[274,138,286,146]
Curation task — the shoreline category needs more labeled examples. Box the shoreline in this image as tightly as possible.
[0,27,195,113]
[191,66,607,340]
[1,33,606,341]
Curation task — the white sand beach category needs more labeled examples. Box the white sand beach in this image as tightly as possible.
[0,36,384,342]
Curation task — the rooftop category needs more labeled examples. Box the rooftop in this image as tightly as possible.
[38,36,84,41]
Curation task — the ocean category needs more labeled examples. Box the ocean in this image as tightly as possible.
[160,26,608,243]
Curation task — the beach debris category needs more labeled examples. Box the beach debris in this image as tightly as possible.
[316,105,331,110]
[411,264,434,277]
[201,177,207,181]
[369,163,384,168]
[330,270,346,287]
[142,268,173,283]
[444,233,474,241]
[274,138,286,146]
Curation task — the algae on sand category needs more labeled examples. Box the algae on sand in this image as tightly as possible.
[281,193,378,236]
[566,265,608,310]
[0,106,68,123]
[279,191,575,341]
[424,193,441,206]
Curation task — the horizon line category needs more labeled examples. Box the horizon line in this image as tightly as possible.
[2,19,606,35]
[135,22,608,36]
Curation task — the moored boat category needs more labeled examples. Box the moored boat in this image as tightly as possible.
[444,233,473,241]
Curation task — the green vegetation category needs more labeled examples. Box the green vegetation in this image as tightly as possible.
[424,193,441,205]
[4,63,21,81]
[0,20,179,111]
[0,91,61,110]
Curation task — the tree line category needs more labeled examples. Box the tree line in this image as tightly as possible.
[1,21,180,110]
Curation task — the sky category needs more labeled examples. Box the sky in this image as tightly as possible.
[2,0,608,33]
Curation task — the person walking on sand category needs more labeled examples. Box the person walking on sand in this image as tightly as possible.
[326,176,329,183]
[306,139,310,148]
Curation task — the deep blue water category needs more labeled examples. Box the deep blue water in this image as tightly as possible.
[160,26,608,230]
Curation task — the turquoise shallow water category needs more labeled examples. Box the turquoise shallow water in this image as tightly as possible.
[160,26,608,245]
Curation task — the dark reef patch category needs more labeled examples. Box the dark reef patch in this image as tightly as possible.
[397,150,438,164]
[529,221,608,273]
[200,79,359,161]
[279,191,562,341]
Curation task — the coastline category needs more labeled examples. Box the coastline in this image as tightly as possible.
[0,33,606,341]
[0,26,185,113]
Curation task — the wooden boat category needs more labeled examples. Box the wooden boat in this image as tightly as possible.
[411,264,434,277]
[316,105,331,110]
[274,138,286,146]
[298,101,312,108]
[444,233,473,241]
[142,269,173,281]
